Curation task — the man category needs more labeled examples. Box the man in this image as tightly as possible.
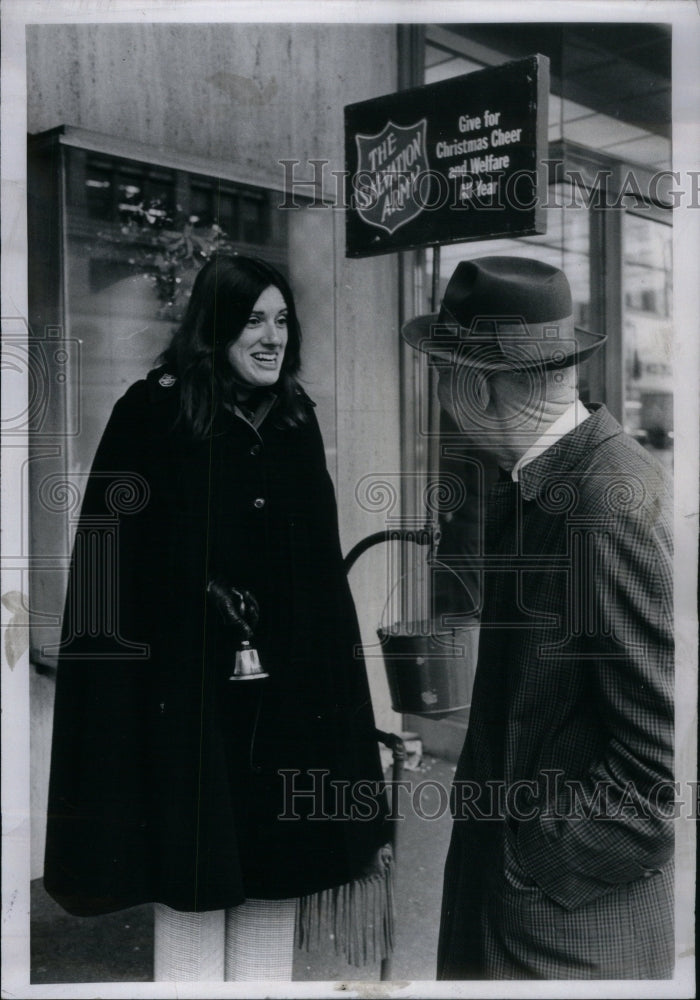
[402,256,674,980]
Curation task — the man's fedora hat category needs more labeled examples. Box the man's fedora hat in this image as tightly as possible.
[402,256,606,372]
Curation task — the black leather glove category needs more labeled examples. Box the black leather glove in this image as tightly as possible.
[206,578,260,643]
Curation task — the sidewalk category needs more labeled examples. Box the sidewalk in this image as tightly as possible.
[31,755,456,985]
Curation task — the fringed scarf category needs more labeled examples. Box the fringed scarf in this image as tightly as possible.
[296,843,394,966]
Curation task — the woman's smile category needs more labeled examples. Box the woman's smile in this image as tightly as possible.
[250,350,281,368]
[227,285,288,387]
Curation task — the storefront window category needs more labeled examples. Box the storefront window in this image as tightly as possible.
[622,212,673,470]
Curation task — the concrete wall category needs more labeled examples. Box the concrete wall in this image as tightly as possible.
[27,22,402,877]
[27,24,388,178]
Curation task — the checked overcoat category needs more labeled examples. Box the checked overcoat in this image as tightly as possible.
[438,404,674,980]
[44,367,388,917]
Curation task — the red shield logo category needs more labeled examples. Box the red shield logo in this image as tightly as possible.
[353,119,429,234]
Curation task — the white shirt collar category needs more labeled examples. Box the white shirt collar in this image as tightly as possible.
[511,400,590,483]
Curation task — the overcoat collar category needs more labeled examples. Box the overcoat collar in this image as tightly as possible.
[144,365,316,438]
[516,403,623,502]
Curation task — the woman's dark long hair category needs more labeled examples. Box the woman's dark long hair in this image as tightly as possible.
[159,254,307,437]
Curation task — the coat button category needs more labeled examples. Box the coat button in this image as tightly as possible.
[250,444,261,456]
[253,497,266,509]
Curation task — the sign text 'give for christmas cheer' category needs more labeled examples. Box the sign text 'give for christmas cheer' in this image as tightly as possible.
[344,55,549,258]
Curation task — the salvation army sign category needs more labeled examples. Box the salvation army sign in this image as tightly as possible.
[345,55,550,258]
[354,119,429,234]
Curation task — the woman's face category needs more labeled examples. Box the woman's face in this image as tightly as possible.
[226,285,289,388]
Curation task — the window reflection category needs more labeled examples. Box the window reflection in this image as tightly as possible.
[622,213,673,469]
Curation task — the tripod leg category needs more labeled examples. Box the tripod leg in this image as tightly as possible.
[378,732,405,982]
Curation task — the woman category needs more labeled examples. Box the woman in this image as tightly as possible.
[44,254,391,981]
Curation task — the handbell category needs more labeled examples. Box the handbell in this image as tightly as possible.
[230,640,269,681]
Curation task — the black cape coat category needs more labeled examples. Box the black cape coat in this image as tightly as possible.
[44,368,389,916]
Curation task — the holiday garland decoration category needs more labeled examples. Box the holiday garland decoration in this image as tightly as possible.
[94,196,238,321]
